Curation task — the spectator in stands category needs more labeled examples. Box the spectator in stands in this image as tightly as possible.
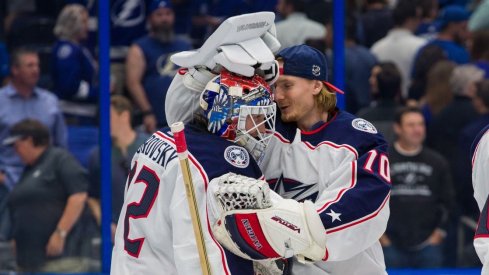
[414,0,439,40]
[427,64,484,165]
[67,0,148,93]
[414,5,471,66]
[408,44,448,102]
[357,62,402,144]
[275,0,326,50]
[358,0,393,48]
[87,95,149,241]
[52,3,98,125]
[381,107,455,268]
[419,60,456,125]
[0,47,67,191]
[371,0,426,98]
[343,15,377,114]
[51,3,99,168]
[4,119,90,272]
[470,30,489,77]
[126,0,192,133]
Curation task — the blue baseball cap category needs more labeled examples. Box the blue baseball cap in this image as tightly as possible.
[436,5,470,29]
[277,44,343,94]
[148,0,173,14]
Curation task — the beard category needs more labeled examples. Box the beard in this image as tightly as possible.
[152,25,174,44]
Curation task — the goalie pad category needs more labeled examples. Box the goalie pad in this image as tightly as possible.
[207,173,327,262]
[170,12,280,77]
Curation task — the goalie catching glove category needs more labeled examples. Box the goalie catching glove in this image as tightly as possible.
[171,11,281,93]
[207,173,327,262]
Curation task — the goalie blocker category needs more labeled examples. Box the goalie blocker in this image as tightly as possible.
[208,173,327,262]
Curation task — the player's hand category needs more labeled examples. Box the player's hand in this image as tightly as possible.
[46,231,66,256]
[207,173,327,262]
[143,114,157,133]
[0,171,5,184]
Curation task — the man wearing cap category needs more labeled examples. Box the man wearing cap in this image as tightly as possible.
[3,119,89,272]
[247,44,390,274]
[126,0,192,133]
[415,4,471,65]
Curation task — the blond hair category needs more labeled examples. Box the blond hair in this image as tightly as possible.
[54,4,87,41]
[315,83,337,113]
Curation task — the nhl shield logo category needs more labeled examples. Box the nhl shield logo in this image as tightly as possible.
[224,146,250,168]
[312,65,321,77]
[352,118,378,134]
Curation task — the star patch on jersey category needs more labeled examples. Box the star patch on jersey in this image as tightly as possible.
[326,210,342,222]
[224,145,250,168]
[352,118,378,134]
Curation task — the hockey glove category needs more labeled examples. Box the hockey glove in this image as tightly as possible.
[207,173,327,262]
[171,12,280,81]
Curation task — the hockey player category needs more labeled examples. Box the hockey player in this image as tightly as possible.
[471,124,489,274]
[207,45,391,274]
[165,12,391,275]
[110,70,279,274]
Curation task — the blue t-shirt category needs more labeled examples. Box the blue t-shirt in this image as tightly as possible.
[135,36,192,127]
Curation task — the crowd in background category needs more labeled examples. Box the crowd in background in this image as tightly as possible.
[0,0,489,272]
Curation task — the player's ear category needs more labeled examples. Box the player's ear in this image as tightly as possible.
[312,80,323,95]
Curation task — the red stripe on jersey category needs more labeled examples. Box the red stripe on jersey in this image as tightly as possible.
[326,193,390,234]
[474,234,489,239]
[318,161,357,213]
[234,213,281,258]
[272,132,359,159]
[304,140,358,159]
[322,247,329,261]
[300,111,338,135]
[156,131,231,274]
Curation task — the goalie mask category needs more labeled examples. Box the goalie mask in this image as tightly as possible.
[200,70,276,162]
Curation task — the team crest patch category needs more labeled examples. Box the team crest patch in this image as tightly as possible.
[312,65,321,76]
[352,118,378,134]
[224,145,250,168]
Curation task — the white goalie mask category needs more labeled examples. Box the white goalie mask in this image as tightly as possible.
[200,69,276,162]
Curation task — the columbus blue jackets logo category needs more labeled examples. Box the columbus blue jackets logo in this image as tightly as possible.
[224,146,250,168]
[268,174,319,202]
[352,118,378,134]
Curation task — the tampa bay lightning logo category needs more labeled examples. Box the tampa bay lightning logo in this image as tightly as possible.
[224,146,250,168]
[268,174,319,202]
[111,0,145,27]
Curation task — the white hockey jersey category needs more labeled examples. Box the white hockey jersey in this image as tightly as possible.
[111,124,265,275]
[259,110,391,275]
[472,124,489,274]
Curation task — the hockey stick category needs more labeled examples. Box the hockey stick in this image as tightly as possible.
[170,122,212,275]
